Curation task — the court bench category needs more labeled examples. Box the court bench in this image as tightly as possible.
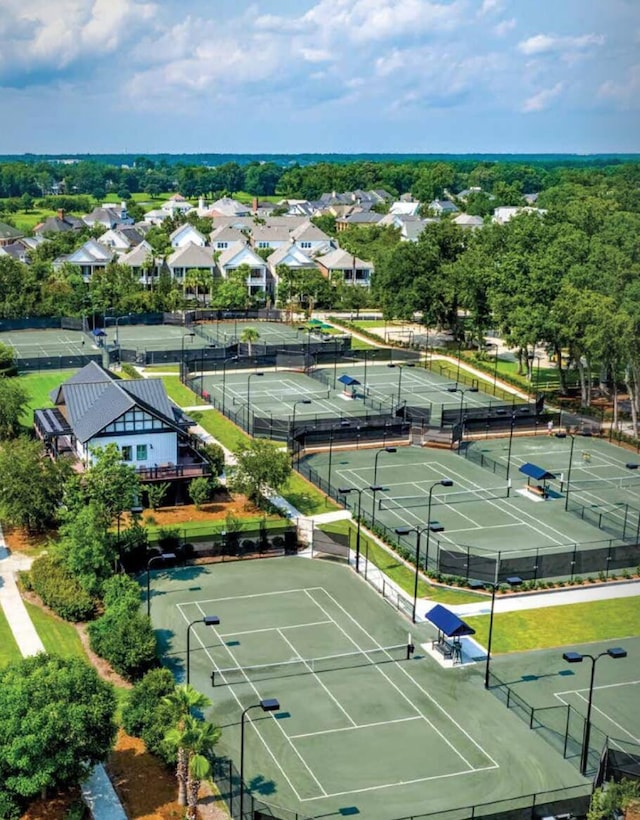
[432,637,462,663]
[528,485,547,498]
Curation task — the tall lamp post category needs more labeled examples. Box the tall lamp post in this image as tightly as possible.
[562,647,627,775]
[387,363,415,409]
[180,331,196,381]
[395,480,453,623]
[290,399,312,450]
[447,385,479,428]
[186,615,220,684]
[505,411,517,496]
[373,446,397,485]
[486,342,499,395]
[220,355,239,415]
[240,699,281,820]
[468,575,523,689]
[369,483,385,530]
[146,552,177,617]
[246,371,264,431]
[114,313,133,348]
[555,431,577,511]
[338,486,364,573]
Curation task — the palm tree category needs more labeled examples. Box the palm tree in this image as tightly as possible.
[240,326,260,356]
[183,716,221,820]
[163,684,211,806]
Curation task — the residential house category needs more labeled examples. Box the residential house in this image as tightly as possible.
[84,202,133,229]
[336,211,383,232]
[34,209,85,235]
[1,236,46,262]
[267,245,318,286]
[55,239,115,282]
[289,221,334,254]
[250,225,290,251]
[389,201,421,217]
[170,223,207,249]
[166,244,217,289]
[33,362,209,487]
[100,226,145,252]
[216,242,271,297]
[210,225,249,252]
[119,241,161,288]
[0,221,24,246]
[143,208,171,226]
[282,200,318,218]
[492,206,547,225]
[315,248,373,287]
[204,197,251,218]
[428,199,459,216]
[160,194,193,217]
[452,214,484,230]
[379,214,430,242]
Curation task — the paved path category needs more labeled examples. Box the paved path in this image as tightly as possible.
[0,525,127,820]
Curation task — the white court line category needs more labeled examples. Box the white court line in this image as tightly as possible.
[305,589,477,772]
[277,629,357,728]
[556,679,640,696]
[178,586,328,605]
[290,715,422,739]
[177,601,326,801]
[555,688,640,744]
[216,620,334,638]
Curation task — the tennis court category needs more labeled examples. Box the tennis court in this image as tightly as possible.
[150,559,585,818]
[491,636,640,774]
[302,443,638,576]
[195,320,324,346]
[0,328,96,357]
[101,323,211,351]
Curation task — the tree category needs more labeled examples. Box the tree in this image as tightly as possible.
[202,442,225,476]
[163,685,211,806]
[0,377,28,438]
[0,342,15,371]
[188,477,211,510]
[144,481,170,510]
[240,326,260,355]
[183,716,221,820]
[0,438,71,531]
[55,502,116,596]
[229,439,292,506]
[75,442,140,527]
[121,668,178,764]
[588,778,640,819]
[0,654,116,813]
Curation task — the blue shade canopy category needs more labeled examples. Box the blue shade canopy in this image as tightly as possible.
[425,604,475,637]
[519,463,556,481]
[92,328,107,336]
[337,375,361,386]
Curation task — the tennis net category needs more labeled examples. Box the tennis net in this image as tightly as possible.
[379,485,509,510]
[211,642,412,686]
[232,388,330,404]
[562,475,640,492]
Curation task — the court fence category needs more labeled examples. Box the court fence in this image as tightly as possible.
[15,352,103,372]
[488,670,608,777]
[599,737,640,784]
[211,753,591,820]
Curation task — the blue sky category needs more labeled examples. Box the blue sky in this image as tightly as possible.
[1,0,638,154]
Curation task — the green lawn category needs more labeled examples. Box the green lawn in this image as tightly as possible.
[196,406,252,451]
[466,596,640,653]
[351,320,386,329]
[0,607,21,667]
[143,364,180,374]
[144,515,286,541]
[18,370,76,425]
[6,207,54,234]
[161,376,206,407]
[25,601,86,659]
[350,337,377,350]
[319,520,483,604]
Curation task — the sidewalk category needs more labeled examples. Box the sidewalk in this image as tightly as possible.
[0,525,127,820]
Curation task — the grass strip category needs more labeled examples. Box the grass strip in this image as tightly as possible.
[25,601,86,659]
[0,607,21,667]
[18,370,76,425]
[466,596,640,653]
[319,520,483,604]
[161,376,206,407]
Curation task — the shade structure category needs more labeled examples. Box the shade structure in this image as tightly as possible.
[425,604,475,637]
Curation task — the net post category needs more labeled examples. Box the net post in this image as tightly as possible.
[210,670,215,688]
[407,635,414,660]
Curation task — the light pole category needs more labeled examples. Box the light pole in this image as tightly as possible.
[186,615,220,685]
[338,486,366,573]
[246,371,264,431]
[486,342,499,395]
[180,331,196,381]
[562,647,627,775]
[447,386,479,428]
[555,431,576,511]
[373,446,397,485]
[146,552,176,617]
[327,420,350,491]
[114,313,132,348]
[240,699,281,820]
[220,355,239,415]
[387,363,415,409]
[369,483,385,530]
[290,399,312,450]
[395,481,451,624]
[468,575,523,688]
[505,411,517,496]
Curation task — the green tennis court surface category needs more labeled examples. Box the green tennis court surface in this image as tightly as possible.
[0,328,95,356]
[196,320,324,346]
[150,559,584,818]
[101,323,211,351]
[302,441,639,572]
[491,636,640,773]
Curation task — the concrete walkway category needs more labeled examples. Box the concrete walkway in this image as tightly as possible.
[0,525,127,820]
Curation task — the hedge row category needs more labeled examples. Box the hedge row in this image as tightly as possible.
[26,554,95,621]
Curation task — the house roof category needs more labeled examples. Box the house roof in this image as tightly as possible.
[167,243,215,269]
[207,197,251,217]
[267,244,316,269]
[35,214,85,233]
[453,214,484,228]
[338,211,382,225]
[170,224,206,243]
[119,240,155,267]
[217,242,265,268]
[0,221,23,241]
[210,225,248,244]
[315,248,371,271]
[66,239,114,265]
[50,362,179,443]
[251,225,290,243]
[289,221,331,242]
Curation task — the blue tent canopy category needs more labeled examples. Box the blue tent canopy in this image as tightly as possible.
[337,375,361,386]
[519,463,556,481]
[425,604,475,637]
[92,329,107,337]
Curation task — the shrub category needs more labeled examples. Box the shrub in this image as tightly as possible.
[202,442,225,476]
[120,363,142,380]
[156,526,181,552]
[101,574,141,613]
[29,554,95,621]
[88,609,157,681]
[121,668,177,765]
[144,481,170,510]
[189,477,211,510]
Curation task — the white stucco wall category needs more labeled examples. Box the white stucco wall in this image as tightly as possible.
[87,432,178,467]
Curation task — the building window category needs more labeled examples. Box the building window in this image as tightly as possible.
[121,445,132,462]
[136,444,148,461]
[300,241,311,249]
[258,241,270,248]
[217,242,228,249]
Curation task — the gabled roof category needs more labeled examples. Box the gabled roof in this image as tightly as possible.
[50,362,179,443]
[35,214,85,234]
[289,221,331,242]
[167,243,215,269]
[210,225,248,244]
[315,248,372,271]
[119,240,155,267]
[267,244,316,268]
[519,463,556,481]
[217,242,264,268]
[66,239,114,265]
[251,225,290,243]
[170,224,206,243]
[207,197,251,217]
[425,605,475,637]
[338,211,382,225]
[0,221,23,241]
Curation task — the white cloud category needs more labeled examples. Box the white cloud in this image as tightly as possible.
[598,64,640,108]
[494,18,516,37]
[479,0,504,17]
[0,0,155,83]
[522,82,564,112]
[518,33,605,57]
